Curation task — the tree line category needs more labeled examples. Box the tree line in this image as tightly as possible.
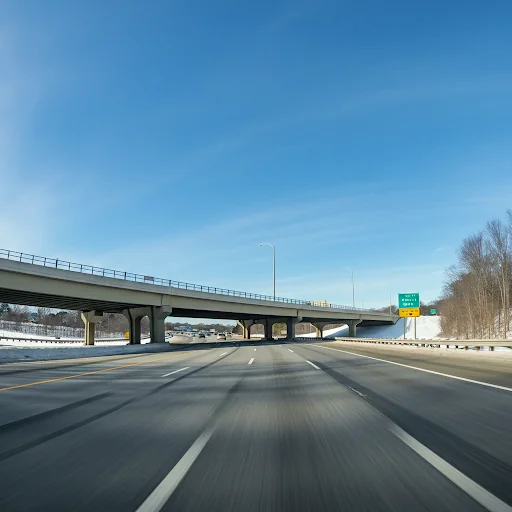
[439,210,511,339]
[0,304,235,336]
[0,305,134,336]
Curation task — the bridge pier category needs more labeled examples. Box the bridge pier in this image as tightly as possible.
[347,320,362,337]
[149,306,172,343]
[311,321,329,339]
[237,319,254,340]
[264,319,273,340]
[123,307,149,345]
[286,317,302,340]
[81,310,103,346]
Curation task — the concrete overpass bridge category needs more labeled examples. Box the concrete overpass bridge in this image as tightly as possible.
[0,249,399,345]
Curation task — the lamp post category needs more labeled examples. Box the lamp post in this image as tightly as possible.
[343,267,355,308]
[259,242,275,301]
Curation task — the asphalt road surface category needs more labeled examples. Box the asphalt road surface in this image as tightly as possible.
[0,339,511,511]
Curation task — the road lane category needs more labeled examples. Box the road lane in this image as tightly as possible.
[165,343,485,511]
[0,346,237,436]
[292,341,512,508]
[0,346,242,511]
[0,341,508,511]
[318,340,512,387]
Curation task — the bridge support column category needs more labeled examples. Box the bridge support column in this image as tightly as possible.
[237,320,254,340]
[149,306,172,343]
[311,322,329,339]
[81,310,103,346]
[123,307,149,345]
[286,317,302,340]
[264,319,274,340]
[347,320,362,338]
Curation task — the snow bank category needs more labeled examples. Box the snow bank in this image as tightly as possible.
[0,342,175,363]
[0,329,152,347]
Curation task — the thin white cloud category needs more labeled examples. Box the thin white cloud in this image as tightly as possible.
[0,25,59,253]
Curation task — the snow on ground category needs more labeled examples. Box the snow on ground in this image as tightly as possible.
[0,329,151,347]
[0,341,173,363]
[0,329,161,362]
[0,330,68,340]
[297,316,442,339]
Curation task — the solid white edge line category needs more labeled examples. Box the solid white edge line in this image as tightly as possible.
[248,358,254,365]
[288,349,294,353]
[305,360,320,370]
[391,425,512,512]
[318,345,512,393]
[135,429,212,512]
[161,367,189,378]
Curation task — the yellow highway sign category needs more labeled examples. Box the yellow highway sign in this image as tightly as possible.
[124,331,130,339]
[399,308,420,318]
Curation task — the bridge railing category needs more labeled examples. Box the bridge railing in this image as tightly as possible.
[0,248,381,312]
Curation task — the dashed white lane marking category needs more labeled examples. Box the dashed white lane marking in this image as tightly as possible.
[135,429,212,512]
[288,349,294,353]
[305,360,320,370]
[248,358,254,365]
[220,352,227,356]
[348,386,367,398]
[318,345,512,393]
[254,349,256,351]
[161,367,189,378]
[391,425,512,512]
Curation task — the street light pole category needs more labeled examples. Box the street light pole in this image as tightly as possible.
[343,267,355,308]
[259,242,275,301]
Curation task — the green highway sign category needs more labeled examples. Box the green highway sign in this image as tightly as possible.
[430,309,437,315]
[398,293,420,309]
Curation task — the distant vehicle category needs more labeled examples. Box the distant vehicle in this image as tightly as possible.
[217,333,227,340]
[199,333,206,338]
[227,332,232,337]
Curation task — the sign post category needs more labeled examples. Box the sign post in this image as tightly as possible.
[398,293,420,340]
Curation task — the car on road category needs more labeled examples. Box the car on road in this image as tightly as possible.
[217,333,227,340]
[198,333,206,338]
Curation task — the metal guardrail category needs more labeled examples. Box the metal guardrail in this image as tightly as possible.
[0,248,379,313]
[333,337,512,348]
[0,335,129,344]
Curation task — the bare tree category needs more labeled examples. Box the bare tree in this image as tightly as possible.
[486,219,510,339]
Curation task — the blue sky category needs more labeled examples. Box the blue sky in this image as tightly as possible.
[2,0,512,317]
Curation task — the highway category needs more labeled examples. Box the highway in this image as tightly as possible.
[0,340,511,511]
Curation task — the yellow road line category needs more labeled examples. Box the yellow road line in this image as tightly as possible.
[0,351,163,368]
[0,352,191,392]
